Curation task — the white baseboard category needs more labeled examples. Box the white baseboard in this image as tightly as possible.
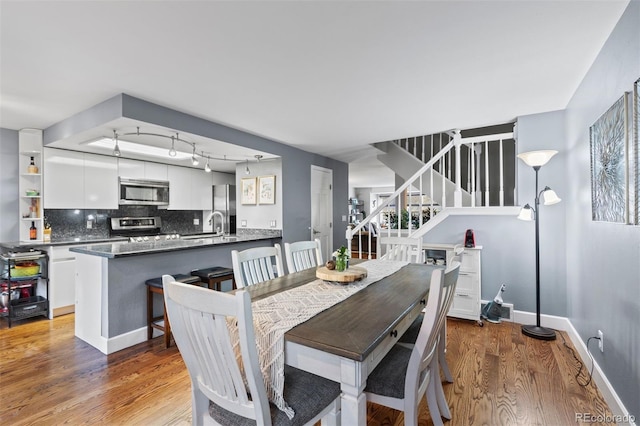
[511,309,635,425]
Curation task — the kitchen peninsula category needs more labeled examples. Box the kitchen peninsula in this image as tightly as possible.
[69,232,280,354]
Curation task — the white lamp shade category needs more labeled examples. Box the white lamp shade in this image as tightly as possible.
[517,205,534,221]
[517,150,558,167]
[543,189,561,205]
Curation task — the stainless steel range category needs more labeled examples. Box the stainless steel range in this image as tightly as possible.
[109,216,180,242]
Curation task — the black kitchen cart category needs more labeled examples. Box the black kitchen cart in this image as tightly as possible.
[0,250,49,328]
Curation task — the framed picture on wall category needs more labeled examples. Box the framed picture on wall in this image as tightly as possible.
[258,175,276,205]
[634,78,640,224]
[589,93,629,223]
[241,177,257,205]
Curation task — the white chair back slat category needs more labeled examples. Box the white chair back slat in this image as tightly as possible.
[284,239,323,273]
[163,277,271,424]
[380,236,423,263]
[232,244,284,288]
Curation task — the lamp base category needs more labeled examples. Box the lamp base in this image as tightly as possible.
[521,324,556,340]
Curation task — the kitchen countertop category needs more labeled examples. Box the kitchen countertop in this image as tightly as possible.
[0,236,129,250]
[68,233,280,258]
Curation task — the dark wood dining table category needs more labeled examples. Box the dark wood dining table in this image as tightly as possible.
[237,259,438,426]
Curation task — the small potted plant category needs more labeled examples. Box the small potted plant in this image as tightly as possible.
[332,246,350,272]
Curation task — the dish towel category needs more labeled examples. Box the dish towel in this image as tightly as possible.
[233,259,408,419]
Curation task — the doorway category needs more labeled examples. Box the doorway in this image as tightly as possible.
[310,166,333,261]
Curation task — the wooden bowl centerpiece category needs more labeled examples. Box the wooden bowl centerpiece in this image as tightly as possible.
[316,266,367,283]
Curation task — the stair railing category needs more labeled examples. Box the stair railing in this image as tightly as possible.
[393,131,515,207]
[347,133,457,259]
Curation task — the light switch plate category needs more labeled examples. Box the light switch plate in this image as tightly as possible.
[241,220,247,227]
[270,220,276,228]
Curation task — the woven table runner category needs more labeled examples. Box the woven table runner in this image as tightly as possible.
[239,259,409,419]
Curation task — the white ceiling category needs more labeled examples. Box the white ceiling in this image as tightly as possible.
[0,1,629,181]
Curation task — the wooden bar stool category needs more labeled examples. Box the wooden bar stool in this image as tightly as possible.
[190,266,235,291]
[146,273,201,348]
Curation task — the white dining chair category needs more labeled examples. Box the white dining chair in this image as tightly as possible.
[284,239,323,273]
[162,276,342,426]
[365,262,460,426]
[379,236,423,263]
[231,245,285,289]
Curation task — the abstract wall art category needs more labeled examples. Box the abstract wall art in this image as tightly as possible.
[590,93,629,223]
[633,78,640,224]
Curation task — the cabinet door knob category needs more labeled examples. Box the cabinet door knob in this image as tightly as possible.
[390,329,398,338]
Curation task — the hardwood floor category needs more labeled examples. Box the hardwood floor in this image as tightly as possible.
[0,314,614,425]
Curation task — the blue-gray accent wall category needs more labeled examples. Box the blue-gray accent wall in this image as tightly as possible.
[564,0,639,418]
[44,94,349,250]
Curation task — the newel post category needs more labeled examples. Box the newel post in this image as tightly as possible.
[453,129,463,207]
[345,226,353,251]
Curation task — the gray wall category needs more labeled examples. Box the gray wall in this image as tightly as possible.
[44,94,349,251]
[0,128,19,242]
[564,0,639,418]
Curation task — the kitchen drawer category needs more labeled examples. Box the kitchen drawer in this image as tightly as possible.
[367,301,424,374]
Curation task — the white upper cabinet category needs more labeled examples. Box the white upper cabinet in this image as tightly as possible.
[144,162,168,181]
[167,165,192,210]
[117,158,145,179]
[118,158,168,181]
[44,149,84,209]
[44,149,118,209]
[84,153,118,209]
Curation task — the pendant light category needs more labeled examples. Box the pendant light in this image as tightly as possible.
[204,152,211,173]
[191,144,199,166]
[168,136,177,157]
[112,130,121,157]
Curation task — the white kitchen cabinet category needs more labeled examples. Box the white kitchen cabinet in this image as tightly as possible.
[191,168,213,210]
[44,149,118,209]
[84,153,118,209]
[44,148,84,208]
[117,158,145,179]
[144,162,168,181]
[423,243,482,322]
[46,245,77,318]
[167,165,192,210]
[118,158,168,181]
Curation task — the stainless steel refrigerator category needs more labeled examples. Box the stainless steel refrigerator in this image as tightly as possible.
[212,184,237,234]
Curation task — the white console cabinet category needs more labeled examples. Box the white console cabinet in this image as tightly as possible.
[424,243,482,322]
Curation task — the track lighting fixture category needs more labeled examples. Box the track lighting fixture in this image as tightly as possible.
[112,130,121,157]
[101,127,264,175]
[191,144,199,166]
[168,136,177,157]
[204,152,211,173]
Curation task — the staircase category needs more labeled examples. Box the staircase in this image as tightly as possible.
[347,128,520,259]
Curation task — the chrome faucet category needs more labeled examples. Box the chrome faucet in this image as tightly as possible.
[208,211,225,235]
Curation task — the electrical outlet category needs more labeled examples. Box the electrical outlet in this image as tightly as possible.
[598,330,604,352]
[86,220,92,229]
[193,218,199,225]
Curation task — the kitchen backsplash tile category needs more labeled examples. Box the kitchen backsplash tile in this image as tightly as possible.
[44,207,204,241]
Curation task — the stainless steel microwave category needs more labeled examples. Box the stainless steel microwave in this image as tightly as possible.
[119,178,170,206]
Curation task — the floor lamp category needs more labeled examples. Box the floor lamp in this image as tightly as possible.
[517,150,561,341]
